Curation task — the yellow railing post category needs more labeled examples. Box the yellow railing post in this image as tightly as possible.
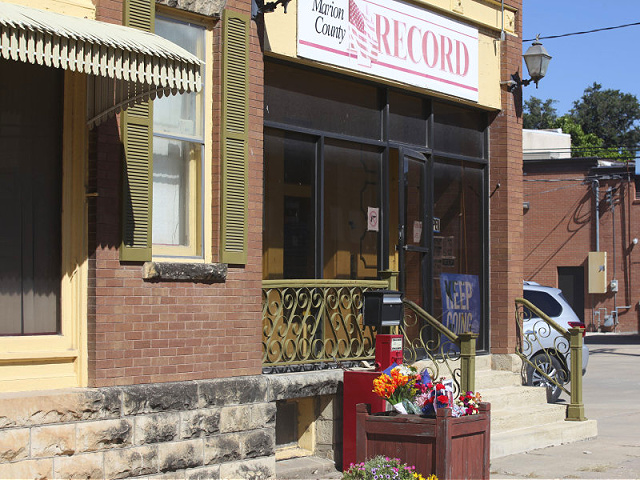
[566,327,587,421]
[458,333,477,394]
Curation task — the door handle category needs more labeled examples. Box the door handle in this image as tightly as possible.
[403,245,429,253]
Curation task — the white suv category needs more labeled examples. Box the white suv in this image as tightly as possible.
[521,281,589,402]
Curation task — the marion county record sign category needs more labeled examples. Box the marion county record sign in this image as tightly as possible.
[297,0,479,102]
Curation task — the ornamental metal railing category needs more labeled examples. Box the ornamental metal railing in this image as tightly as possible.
[262,280,388,373]
[401,299,477,397]
[515,298,586,421]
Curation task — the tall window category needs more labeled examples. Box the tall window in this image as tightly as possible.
[0,59,63,335]
[153,16,205,257]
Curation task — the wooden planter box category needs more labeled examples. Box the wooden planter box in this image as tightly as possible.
[355,402,491,480]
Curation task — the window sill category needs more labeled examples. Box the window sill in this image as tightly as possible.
[143,262,227,283]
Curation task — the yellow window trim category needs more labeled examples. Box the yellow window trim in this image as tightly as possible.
[152,25,213,263]
[0,71,87,393]
[152,146,202,258]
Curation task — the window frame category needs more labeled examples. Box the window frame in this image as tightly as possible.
[151,12,210,262]
[0,70,87,392]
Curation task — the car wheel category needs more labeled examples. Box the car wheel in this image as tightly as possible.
[526,353,566,402]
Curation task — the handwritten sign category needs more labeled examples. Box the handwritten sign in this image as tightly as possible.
[440,273,480,336]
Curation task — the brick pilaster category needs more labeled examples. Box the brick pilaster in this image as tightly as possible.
[489,0,524,354]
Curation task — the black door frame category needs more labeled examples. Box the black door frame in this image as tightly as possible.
[397,147,432,312]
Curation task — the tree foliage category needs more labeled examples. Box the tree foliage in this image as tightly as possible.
[570,82,640,150]
[553,116,623,159]
[523,85,640,160]
[523,97,558,130]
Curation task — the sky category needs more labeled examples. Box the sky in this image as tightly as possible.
[522,0,640,115]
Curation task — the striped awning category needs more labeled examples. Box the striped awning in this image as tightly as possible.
[0,1,204,127]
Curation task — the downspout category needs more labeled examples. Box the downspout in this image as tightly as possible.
[500,0,506,41]
[593,179,600,251]
[611,187,617,329]
[591,178,600,331]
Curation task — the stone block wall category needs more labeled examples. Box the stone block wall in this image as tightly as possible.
[0,377,276,479]
[267,371,343,464]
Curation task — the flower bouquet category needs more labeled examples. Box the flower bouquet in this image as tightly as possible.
[372,364,422,414]
[415,378,454,416]
[372,365,481,418]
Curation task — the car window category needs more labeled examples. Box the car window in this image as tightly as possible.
[522,290,563,318]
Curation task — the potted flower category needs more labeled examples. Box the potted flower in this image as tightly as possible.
[355,365,490,480]
[343,455,437,480]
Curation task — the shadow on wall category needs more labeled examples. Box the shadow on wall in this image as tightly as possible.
[524,190,591,279]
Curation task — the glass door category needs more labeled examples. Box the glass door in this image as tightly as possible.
[398,149,430,310]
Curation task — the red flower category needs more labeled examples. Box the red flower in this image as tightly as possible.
[437,394,449,404]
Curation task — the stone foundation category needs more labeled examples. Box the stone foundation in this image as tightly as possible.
[0,377,276,479]
[267,370,343,465]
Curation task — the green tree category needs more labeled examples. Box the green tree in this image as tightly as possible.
[551,116,612,158]
[523,97,558,130]
[570,82,640,150]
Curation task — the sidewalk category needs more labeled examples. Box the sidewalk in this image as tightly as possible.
[490,333,640,479]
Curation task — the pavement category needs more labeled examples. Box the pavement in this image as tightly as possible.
[490,333,640,480]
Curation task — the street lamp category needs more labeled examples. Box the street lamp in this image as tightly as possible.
[503,35,552,91]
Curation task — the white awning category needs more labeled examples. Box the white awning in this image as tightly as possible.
[0,1,204,127]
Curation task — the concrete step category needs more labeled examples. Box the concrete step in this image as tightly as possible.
[275,456,342,479]
[481,384,549,411]
[475,369,522,390]
[490,402,567,433]
[491,418,598,458]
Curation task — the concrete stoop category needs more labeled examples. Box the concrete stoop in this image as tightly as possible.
[478,366,599,459]
[275,456,342,480]
[275,360,599,478]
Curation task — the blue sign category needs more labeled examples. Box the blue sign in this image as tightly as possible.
[440,274,480,336]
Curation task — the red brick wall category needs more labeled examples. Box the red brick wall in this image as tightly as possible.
[524,166,640,333]
[87,0,264,387]
[488,0,523,354]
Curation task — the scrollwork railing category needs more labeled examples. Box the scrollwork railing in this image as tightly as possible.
[515,297,586,421]
[262,280,389,372]
[402,300,477,397]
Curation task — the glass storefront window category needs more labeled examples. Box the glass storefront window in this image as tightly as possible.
[263,129,317,280]
[265,62,382,140]
[389,91,428,146]
[432,158,485,320]
[433,102,486,158]
[323,140,382,280]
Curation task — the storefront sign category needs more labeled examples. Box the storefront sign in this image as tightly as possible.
[297,0,479,101]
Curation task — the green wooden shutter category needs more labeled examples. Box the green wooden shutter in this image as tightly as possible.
[221,10,249,265]
[120,0,154,262]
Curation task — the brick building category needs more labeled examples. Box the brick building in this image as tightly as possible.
[523,130,639,333]
[0,0,526,477]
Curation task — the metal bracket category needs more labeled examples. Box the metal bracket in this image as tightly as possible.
[251,0,292,19]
